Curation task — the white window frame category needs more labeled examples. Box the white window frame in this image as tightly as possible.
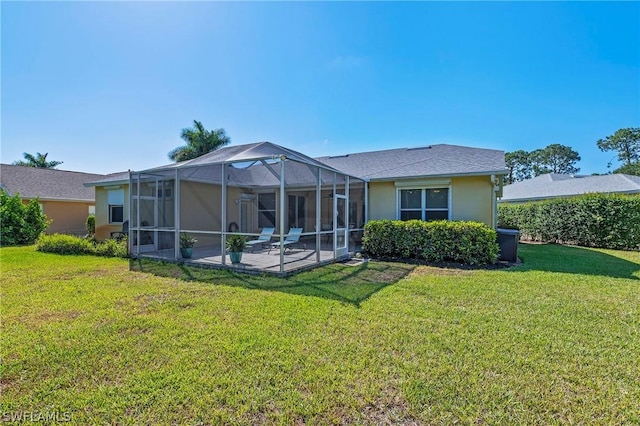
[108,189,125,224]
[396,186,452,221]
[109,205,124,224]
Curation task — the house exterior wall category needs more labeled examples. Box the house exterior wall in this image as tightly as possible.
[180,181,222,231]
[32,200,93,235]
[368,175,497,228]
[95,185,130,241]
[368,181,397,220]
[450,176,494,226]
[93,173,498,241]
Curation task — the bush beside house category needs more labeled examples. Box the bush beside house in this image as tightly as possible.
[498,193,640,250]
[363,220,499,265]
[0,189,50,246]
[36,234,128,258]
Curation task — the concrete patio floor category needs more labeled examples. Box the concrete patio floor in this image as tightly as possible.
[136,243,349,275]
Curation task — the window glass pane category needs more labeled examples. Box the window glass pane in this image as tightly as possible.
[401,189,422,209]
[258,211,276,228]
[110,206,124,223]
[400,210,422,221]
[258,193,276,210]
[425,210,448,221]
[108,189,124,205]
[426,188,448,209]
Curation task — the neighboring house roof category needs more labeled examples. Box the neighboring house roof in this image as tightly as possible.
[0,164,105,202]
[86,142,507,187]
[500,173,640,202]
[317,144,506,180]
[84,171,131,187]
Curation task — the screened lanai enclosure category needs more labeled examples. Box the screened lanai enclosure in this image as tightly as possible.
[128,142,366,275]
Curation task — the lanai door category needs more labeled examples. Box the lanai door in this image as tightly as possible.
[334,194,348,257]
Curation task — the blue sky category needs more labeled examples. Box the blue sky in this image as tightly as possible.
[2,2,638,175]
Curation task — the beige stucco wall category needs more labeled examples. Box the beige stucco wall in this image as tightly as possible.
[180,181,222,231]
[34,200,93,235]
[368,175,497,228]
[450,176,495,226]
[93,174,498,242]
[368,181,397,220]
[95,185,130,241]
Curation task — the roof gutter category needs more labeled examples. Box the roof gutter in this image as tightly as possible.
[21,197,95,203]
[83,179,130,188]
[367,169,508,182]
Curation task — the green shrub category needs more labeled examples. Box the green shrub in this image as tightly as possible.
[0,189,50,246]
[86,214,96,236]
[36,234,94,255]
[498,194,640,250]
[36,234,128,258]
[363,220,499,265]
[94,236,128,258]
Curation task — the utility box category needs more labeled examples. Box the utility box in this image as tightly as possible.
[496,228,520,262]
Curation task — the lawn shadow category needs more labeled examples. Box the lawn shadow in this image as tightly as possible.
[507,243,640,280]
[131,258,416,306]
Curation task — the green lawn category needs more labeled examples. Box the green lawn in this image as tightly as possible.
[1,244,639,424]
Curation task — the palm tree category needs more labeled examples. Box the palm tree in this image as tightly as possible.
[168,120,231,162]
[13,152,63,168]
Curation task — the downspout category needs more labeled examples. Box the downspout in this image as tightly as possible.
[491,174,498,229]
[364,180,369,224]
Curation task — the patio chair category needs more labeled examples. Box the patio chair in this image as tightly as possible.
[245,227,275,252]
[268,228,304,254]
[110,220,129,241]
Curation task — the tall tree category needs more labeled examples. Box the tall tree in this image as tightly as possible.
[596,127,640,167]
[505,150,533,184]
[12,152,63,169]
[532,144,581,175]
[168,120,230,162]
[505,144,581,184]
[613,162,640,176]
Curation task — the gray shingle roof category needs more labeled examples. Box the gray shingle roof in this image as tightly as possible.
[317,144,506,180]
[84,171,131,186]
[0,164,105,202]
[85,142,507,186]
[501,173,640,202]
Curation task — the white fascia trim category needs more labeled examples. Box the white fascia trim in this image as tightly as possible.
[84,180,129,188]
[370,169,508,182]
[394,179,452,188]
[23,197,95,203]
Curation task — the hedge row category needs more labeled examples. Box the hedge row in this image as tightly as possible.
[36,234,128,258]
[498,194,640,250]
[362,220,499,265]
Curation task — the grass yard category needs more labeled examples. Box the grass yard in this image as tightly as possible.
[1,244,639,424]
